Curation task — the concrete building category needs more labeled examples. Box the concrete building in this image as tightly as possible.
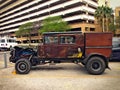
[115,7,120,36]
[115,7,120,17]
[0,0,98,43]
[98,0,110,6]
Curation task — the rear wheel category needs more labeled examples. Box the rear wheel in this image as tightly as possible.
[15,59,31,74]
[86,57,106,75]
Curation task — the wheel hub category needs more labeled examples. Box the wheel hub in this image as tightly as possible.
[92,62,100,70]
[20,64,26,70]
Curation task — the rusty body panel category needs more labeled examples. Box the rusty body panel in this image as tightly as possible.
[38,33,84,58]
[38,32,112,59]
[85,33,112,57]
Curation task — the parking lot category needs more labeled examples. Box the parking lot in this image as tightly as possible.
[0,51,120,90]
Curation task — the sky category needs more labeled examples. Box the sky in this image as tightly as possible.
[110,0,120,9]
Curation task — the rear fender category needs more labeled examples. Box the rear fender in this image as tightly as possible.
[83,53,109,68]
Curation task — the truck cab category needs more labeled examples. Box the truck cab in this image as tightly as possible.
[10,32,112,75]
[38,32,84,59]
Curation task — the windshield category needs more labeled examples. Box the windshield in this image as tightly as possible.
[7,39,16,43]
[0,39,5,43]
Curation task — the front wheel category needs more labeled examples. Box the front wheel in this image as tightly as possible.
[86,57,106,75]
[15,59,31,74]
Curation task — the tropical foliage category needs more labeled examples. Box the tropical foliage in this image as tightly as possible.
[16,22,33,45]
[108,22,116,35]
[95,5,113,32]
[39,16,70,33]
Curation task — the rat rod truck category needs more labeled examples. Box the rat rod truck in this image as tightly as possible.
[9,32,112,75]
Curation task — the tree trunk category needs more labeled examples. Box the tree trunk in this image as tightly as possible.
[102,18,105,32]
[106,17,109,32]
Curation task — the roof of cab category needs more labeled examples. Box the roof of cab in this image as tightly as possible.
[43,31,82,35]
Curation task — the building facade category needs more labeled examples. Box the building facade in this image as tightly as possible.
[115,7,120,36]
[98,0,110,6]
[0,0,98,43]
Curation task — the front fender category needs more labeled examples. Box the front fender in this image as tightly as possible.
[9,47,36,63]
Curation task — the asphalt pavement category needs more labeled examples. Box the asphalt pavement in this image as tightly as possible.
[0,51,120,90]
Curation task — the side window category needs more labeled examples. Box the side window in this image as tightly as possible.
[44,36,58,44]
[113,41,120,48]
[7,39,11,43]
[0,39,5,43]
[7,39,15,43]
[60,36,75,44]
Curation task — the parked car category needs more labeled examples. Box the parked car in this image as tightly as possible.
[110,37,120,60]
[111,48,120,60]
[0,37,18,51]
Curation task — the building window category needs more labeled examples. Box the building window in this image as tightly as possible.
[90,28,95,31]
[70,28,81,31]
[85,27,89,31]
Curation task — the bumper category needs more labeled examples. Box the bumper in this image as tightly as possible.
[9,50,16,63]
[0,47,9,51]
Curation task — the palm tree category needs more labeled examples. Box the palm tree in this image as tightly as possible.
[95,6,105,32]
[95,5,113,32]
[105,7,113,32]
[109,22,116,35]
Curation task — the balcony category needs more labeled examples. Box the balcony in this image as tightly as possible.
[83,0,98,7]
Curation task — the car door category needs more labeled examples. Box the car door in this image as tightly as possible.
[44,35,58,58]
[112,48,120,60]
[57,35,79,58]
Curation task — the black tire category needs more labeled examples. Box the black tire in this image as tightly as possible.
[15,59,31,74]
[86,57,106,75]
[81,62,86,66]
